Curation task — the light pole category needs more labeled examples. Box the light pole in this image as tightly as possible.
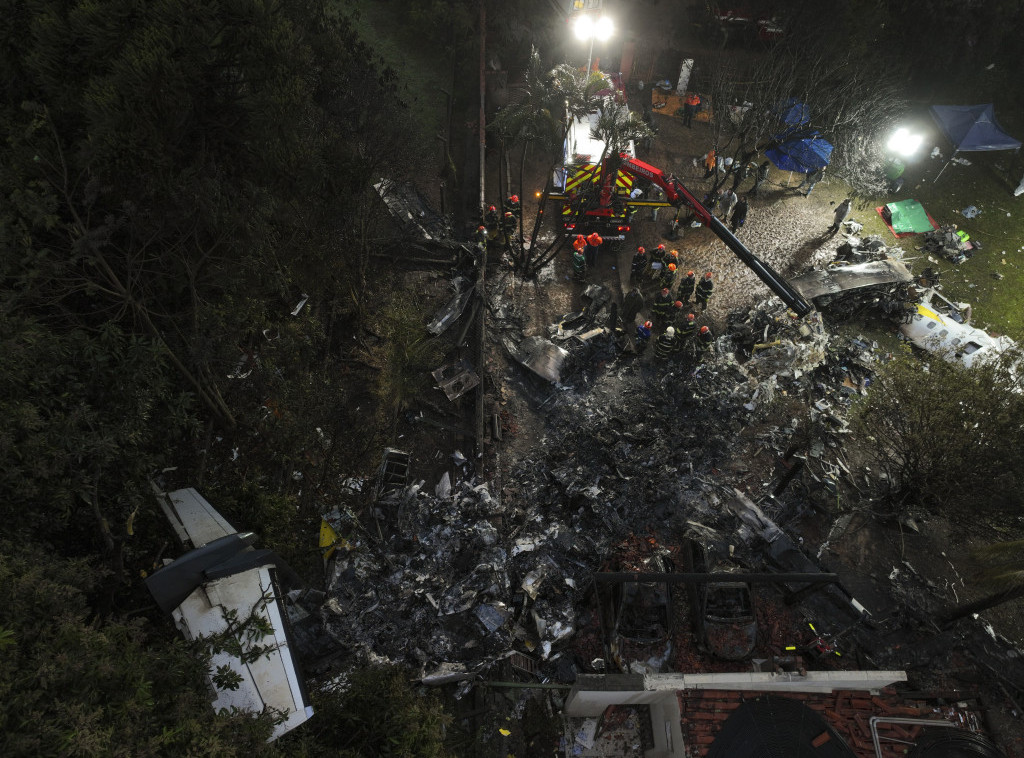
[573,14,614,73]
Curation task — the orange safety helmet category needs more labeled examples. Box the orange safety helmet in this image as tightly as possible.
[637,246,646,254]
[667,263,677,271]
[687,270,695,277]
[656,244,665,251]
[687,313,696,321]
[477,225,485,231]
[661,287,670,295]
[505,211,513,218]
[700,325,710,333]
[673,301,683,308]
[489,205,496,212]
[704,271,713,279]
[510,194,519,203]
[668,249,679,259]
[644,321,653,329]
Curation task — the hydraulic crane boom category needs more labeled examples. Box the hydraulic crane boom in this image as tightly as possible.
[600,153,813,318]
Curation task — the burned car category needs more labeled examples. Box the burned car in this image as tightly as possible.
[601,551,674,673]
[686,540,757,661]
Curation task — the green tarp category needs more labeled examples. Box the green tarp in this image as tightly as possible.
[886,199,934,234]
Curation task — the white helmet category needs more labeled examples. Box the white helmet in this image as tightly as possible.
[665,326,676,336]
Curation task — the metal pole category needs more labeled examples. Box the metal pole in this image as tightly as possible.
[586,35,595,73]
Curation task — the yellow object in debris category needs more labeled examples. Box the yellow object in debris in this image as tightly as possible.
[499,728,511,736]
[319,519,348,561]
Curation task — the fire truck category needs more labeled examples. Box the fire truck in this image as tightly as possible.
[553,150,813,317]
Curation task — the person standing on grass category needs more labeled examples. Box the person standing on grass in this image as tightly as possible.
[799,166,825,196]
[750,161,770,196]
[683,93,701,128]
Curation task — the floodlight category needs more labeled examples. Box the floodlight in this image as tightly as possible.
[887,127,923,157]
[573,15,594,40]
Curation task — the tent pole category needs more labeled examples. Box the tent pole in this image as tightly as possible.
[934,151,955,182]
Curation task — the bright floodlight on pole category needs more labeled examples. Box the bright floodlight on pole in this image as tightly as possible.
[573,14,594,40]
[575,15,613,73]
[887,127,923,157]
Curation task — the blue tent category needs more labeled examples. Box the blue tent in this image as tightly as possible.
[929,104,1020,181]
[929,104,1021,152]
[765,132,834,173]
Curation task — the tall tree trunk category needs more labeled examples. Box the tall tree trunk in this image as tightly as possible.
[939,585,1024,626]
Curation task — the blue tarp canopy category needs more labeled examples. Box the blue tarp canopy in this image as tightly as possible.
[929,104,1021,152]
[779,99,810,127]
[765,132,833,173]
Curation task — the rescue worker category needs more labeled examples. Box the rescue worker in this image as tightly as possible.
[572,249,587,281]
[631,246,649,279]
[652,287,673,324]
[666,249,680,271]
[651,243,667,268]
[635,320,653,353]
[655,326,678,360]
[505,194,521,217]
[667,211,682,241]
[683,92,701,128]
[622,286,645,326]
[678,312,697,342]
[573,234,587,255]
[677,270,697,303]
[584,231,603,268]
[669,300,685,328]
[660,261,677,289]
[695,271,714,312]
[485,204,500,230]
[474,224,488,249]
[698,325,715,355]
[501,210,517,238]
[719,188,737,222]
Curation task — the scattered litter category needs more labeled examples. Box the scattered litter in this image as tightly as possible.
[961,205,981,219]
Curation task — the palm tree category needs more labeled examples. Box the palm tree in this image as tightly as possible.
[940,540,1024,626]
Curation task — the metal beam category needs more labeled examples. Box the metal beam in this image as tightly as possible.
[593,572,839,585]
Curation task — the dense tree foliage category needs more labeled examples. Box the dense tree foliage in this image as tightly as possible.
[852,347,1024,515]
[0,0,449,750]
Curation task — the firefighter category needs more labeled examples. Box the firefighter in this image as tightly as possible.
[572,249,587,281]
[667,212,683,241]
[651,243,667,267]
[655,326,678,360]
[678,312,697,342]
[660,262,677,289]
[666,249,680,271]
[652,287,673,324]
[750,161,771,196]
[669,300,685,328]
[584,232,603,267]
[635,320,653,353]
[698,325,715,354]
[677,270,697,303]
[631,246,649,279]
[505,194,521,217]
[484,204,500,230]
[474,224,488,250]
[695,271,714,312]
[501,210,517,238]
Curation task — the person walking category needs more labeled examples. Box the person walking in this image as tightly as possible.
[730,196,748,234]
[829,198,852,233]
[683,92,701,128]
[799,166,825,196]
[622,286,645,326]
[750,161,770,196]
[655,326,678,360]
[584,231,603,267]
[677,270,696,303]
[719,188,737,221]
[695,271,714,312]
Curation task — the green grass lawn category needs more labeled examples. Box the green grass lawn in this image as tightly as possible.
[852,122,1024,340]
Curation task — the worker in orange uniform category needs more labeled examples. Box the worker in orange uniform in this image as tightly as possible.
[584,232,603,268]
[683,92,701,128]
[703,148,717,179]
